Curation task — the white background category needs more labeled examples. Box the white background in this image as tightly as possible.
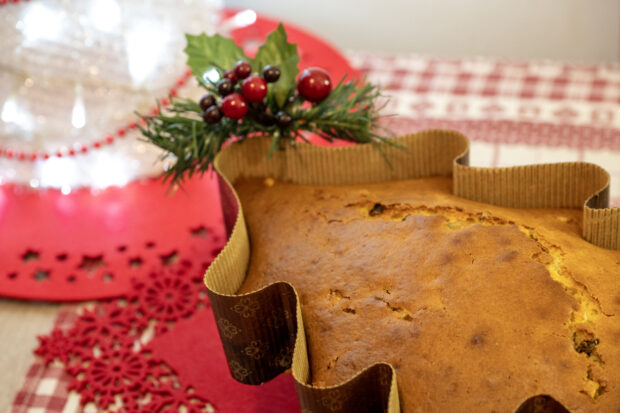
[224,0,620,63]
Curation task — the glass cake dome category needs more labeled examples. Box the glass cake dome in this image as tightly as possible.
[0,0,225,190]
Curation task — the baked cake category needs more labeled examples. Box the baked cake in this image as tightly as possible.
[234,175,620,413]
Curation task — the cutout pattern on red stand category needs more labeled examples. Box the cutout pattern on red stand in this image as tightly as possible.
[0,175,225,301]
[33,249,218,411]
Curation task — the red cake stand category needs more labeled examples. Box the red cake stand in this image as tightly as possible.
[0,11,359,301]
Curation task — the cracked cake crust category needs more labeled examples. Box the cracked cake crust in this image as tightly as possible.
[236,176,619,413]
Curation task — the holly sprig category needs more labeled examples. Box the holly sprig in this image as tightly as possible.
[140,23,391,183]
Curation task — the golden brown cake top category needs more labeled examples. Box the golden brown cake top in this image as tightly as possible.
[235,176,620,413]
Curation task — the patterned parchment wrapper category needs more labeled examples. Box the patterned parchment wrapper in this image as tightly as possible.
[204,130,619,413]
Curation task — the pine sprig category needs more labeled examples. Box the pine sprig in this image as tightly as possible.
[292,78,389,144]
[139,25,393,184]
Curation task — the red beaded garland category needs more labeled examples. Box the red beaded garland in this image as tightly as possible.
[0,68,193,161]
[1,0,30,6]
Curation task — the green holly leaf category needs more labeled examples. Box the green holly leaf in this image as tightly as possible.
[252,23,300,107]
[185,33,247,80]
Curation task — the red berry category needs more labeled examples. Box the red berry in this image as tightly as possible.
[297,67,332,102]
[234,61,252,79]
[221,93,248,119]
[217,78,234,96]
[199,94,217,111]
[223,69,238,84]
[275,111,293,128]
[241,76,267,102]
[203,105,222,124]
[263,65,281,83]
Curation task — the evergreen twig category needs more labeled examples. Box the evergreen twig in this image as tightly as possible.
[139,77,391,184]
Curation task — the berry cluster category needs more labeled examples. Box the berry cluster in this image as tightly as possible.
[142,25,384,184]
[199,60,282,125]
[199,61,333,130]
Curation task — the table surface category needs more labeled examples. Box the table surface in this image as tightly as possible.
[3,50,620,412]
[0,301,61,410]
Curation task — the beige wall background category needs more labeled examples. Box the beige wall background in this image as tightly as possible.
[224,0,620,63]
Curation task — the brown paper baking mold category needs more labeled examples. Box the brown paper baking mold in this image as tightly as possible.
[204,130,619,413]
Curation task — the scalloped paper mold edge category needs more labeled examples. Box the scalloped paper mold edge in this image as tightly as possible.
[204,130,619,413]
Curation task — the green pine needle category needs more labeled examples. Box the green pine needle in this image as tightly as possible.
[139,24,394,184]
[139,77,392,184]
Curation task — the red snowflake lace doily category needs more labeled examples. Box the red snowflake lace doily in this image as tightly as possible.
[33,230,300,412]
[33,249,217,411]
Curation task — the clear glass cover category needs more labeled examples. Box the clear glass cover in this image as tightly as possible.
[0,0,223,189]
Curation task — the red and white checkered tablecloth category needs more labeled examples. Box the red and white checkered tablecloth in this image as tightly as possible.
[11,51,620,412]
[348,52,620,206]
[11,311,77,413]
